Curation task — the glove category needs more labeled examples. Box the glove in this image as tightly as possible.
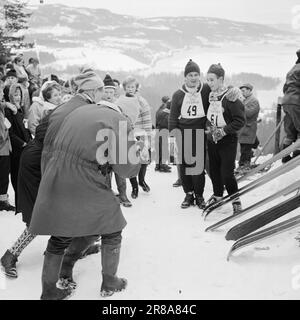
[212,128,226,143]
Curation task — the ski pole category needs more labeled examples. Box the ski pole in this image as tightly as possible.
[253,117,284,164]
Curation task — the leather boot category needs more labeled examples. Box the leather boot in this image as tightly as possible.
[181,193,195,209]
[59,237,98,289]
[195,194,206,209]
[1,250,18,278]
[100,243,127,297]
[41,251,72,300]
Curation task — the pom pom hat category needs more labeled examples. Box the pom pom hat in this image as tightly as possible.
[184,59,200,77]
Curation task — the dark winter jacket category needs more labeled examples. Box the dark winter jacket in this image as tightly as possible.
[5,107,31,155]
[156,101,170,130]
[282,63,300,106]
[238,94,260,144]
[17,114,50,225]
[168,83,211,131]
[0,101,12,156]
[29,101,140,237]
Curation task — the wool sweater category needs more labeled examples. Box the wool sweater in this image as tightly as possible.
[168,82,211,132]
[206,90,245,138]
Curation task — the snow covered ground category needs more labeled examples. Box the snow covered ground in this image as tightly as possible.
[0,160,300,300]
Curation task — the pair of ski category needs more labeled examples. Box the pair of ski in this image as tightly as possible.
[206,177,300,260]
[227,209,300,261]
[202,141,300,220]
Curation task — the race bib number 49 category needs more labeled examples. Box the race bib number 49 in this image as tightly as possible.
[181,92,205,119]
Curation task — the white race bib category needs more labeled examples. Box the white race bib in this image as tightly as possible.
[180,90,205,119]
[207,99,227,128]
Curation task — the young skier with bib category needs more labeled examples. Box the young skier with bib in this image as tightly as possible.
[205,63,245,215]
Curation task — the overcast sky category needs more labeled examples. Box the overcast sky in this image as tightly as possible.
[28,0,300,25]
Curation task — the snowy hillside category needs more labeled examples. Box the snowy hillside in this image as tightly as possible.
[1,158,300,300]
[23,4,300,76]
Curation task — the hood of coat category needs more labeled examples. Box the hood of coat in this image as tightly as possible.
[8,83,23,107]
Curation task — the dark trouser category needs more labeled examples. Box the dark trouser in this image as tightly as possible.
[0,156,10,196]
[46,231,122,255]
[179,128,205,196]
[283,104,300,146]
[107,173,127,196]
[157,135,169,166]
[130,164,148,188]
[10,153,21,207]
[208,136,238,198]
[115,174,127,196]
[239,143,253,166]
[180,165,205,195]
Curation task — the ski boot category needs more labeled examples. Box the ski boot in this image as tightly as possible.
[1,250,18,278]
[181,193,195,209]
[195,194,206,210]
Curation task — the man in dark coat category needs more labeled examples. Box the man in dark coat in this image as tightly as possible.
[0,79,15,211]
[281,49,300,162]
[155,96,172,172]
[29,70,140,300]
[238,83,260,169]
